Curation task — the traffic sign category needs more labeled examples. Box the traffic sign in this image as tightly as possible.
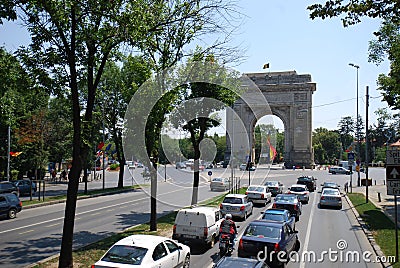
[386,166,400,195]
[387,166,400,180]
[387,149,400,165]
[208,171,212,176]
[348,152,355,165]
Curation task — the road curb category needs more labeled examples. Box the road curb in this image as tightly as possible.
[344,193,393,268]
[22,188,140,210]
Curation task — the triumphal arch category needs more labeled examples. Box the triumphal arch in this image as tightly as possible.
[225,71,316,168]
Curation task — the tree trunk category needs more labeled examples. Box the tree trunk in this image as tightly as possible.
[191,145,200,205]
[150,158,157,231]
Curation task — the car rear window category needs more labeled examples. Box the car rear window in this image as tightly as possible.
[101,245,147,265]
[7,194,19,202]
[262,213,284,221]
[247,186,264,192]
[244,225,281,240]
[275,195,296,202]
[223,197,243,204]
[322,189,340,195]
[212,178,223,182]
[290,187,306,192]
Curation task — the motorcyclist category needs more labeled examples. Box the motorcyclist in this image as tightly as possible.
[219,214,237,249]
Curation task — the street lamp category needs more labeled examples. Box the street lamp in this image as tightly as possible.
[349,63,361,187]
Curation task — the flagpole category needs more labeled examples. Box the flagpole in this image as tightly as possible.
[7,124,10,181]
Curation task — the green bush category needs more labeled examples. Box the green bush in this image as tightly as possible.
[110,163,119,170]
[11,170,19,180]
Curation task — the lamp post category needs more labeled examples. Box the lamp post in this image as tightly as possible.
[349,63,361,187]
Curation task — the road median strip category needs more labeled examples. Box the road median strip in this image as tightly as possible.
[346,192,397,268]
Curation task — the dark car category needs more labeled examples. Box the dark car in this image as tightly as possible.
[264,181,284,196]
[0,193,22,219]
[261,208,296,231]
[0,181,19,196]
[13,180,37,196]
[296,176,316,192]
[238,220,300,267]
[272,194,302,221]
[214,257,270,268]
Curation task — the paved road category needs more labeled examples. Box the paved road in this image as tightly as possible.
[0,166,386,267]
[189,168,383,268]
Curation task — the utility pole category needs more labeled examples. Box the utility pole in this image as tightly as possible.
[7,124,10,181]
[102,104,106,190]
[365,86,369,203]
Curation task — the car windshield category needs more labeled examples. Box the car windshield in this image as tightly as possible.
[262,213,284,221]
[247,186,264,192]
[298,177,311,181]
[322,189,340,196]
[212,178,223,182]
[265,182,278,186]
[244,225,281,240]
[101,245,148,265]
[324,183,337,187]
[290,187,306,192]
[223,197,243,204]
[275,195,296,202]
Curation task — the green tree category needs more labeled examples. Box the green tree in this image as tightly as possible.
[312,127,341,164]
[337,116,355,152]
[170,54,240,205]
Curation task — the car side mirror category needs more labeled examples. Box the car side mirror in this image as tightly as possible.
[321,184,323,186]
[288,187,291,190]
[178,246,183,250]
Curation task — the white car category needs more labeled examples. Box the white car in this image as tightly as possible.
[92,234,190,268]
[288,184,310,204]
[320,188,342,209]
[220,194,253,220]
[245,185,272,206]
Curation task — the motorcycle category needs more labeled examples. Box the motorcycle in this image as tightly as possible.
[219,233,234,257]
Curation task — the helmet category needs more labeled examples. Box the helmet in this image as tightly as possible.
[225,213,232,220]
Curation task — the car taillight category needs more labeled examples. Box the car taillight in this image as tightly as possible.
[220,204,223,209]
[321,196,325,200]
[240,206,245,211]
[19,201,22,207]
[261,194,264,199]
[204,227,208,237]
[288,191,291,194]
[272,203,277,208]
[91,265,95,268]
[293,204,298,210]
[274,242,280,252]
[245,192,248,195]
[173,224,176,234]
[238,238,243,250]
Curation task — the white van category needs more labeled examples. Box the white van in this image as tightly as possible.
[172,206,223,248]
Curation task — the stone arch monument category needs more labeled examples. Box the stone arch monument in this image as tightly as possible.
[225,71,316,168]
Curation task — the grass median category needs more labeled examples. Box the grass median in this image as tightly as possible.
[22,185,145,206]
[347,193,399,267]
[33,187,246,267]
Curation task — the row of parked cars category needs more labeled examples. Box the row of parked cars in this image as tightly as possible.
[0,180,36,220]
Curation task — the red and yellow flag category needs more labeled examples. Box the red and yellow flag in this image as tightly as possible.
[266,137,277,160]
[10,151,22,157]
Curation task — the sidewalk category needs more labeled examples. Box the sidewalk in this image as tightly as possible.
[351,181,400,228]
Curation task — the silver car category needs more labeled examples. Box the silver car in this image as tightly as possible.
[210,177,230,191]
[220,194,253,220]
[320,188,342,209]
[245,185,272,206]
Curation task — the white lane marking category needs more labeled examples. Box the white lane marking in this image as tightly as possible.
[299,192,317,268]
[45,223,59,228]
[0,187,186,235]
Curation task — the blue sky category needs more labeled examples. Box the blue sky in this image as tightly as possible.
[0,0,391,132]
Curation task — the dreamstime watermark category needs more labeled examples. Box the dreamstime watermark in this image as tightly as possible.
[256,239,396,264]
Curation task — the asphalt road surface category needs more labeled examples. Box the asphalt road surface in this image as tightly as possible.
[0,165,387,268]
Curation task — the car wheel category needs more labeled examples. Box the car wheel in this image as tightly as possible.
[8,208,17,219]
[183,253,190,268]
[243,212,247,221]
